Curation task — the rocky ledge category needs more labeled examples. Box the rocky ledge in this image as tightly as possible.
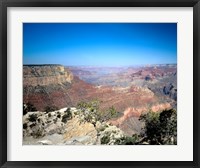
[23,107,125,145]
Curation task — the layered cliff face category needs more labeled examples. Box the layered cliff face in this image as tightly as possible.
[23,65,160,113]
[23,65,75,111]
[23,65,73,86]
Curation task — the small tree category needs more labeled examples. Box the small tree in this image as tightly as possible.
[114,134,139,145]
[28,113,38,122]
[61,108,72,123]
[23,102,37,115]
[77,100,100,125]
[139,109,177,145]
[77,100,119,127]
[98,106,118,122]
[139,111,160,144]
[159,109,177,144]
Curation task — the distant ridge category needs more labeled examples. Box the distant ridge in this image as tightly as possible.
[23,64,62,67]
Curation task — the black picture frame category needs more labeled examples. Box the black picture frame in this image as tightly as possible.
[0,0,199,167]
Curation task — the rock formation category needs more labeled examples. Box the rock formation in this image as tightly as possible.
[23,65,73,86]
[23,107,126,145]
[110,102,171,135]
[23,65,162,113]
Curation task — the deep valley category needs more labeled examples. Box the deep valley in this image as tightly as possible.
[23,64,177,145]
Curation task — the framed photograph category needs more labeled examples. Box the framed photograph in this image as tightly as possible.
[0,0,199,167]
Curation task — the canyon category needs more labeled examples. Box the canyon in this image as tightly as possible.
[23,64,177,137]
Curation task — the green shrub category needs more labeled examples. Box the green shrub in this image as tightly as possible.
[77,100,119,124]
[65,108,71,113]
[139,109,177,145]
[23,123,28,129]
[23,102,37,115]
[102,106,118,121]
[77,100,100,124]
[62,109,72,123]
[28,114,38,122]
[114,135,139,145]
[139,111,160,144]
[101,135,110,144]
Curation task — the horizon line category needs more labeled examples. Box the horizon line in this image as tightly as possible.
[23,63,177,67]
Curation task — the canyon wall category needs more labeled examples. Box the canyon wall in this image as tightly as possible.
[23,65,176,136]
[23,65,73,86]
[23,65,76,111]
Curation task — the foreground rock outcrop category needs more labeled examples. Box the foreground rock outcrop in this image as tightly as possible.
[23,107,126,145]
[23,106,177,145]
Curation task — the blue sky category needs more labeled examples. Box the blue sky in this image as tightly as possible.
[23,23,177,66]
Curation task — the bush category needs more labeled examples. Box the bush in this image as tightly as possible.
[62,109,72,123]
[139,109,177,145]
[28,114,38,122]
[101,135,110,144]
[159,109,177,144]
[114,135,139,145]
[102,106,118,121]
[77,100,101,124]
[23,102,37,115]
[77,100,119,124]
[65,108,71,113]
[139,111,160,144]
[23,123,28,129]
